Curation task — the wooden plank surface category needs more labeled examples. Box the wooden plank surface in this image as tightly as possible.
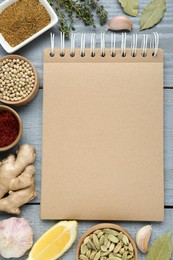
[0,0,173,259]
[0,206,173,260]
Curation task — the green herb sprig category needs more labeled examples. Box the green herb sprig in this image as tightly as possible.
[48,0,107,38]
[85,0,108,25]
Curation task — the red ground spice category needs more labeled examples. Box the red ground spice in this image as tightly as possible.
[0,111,19,147]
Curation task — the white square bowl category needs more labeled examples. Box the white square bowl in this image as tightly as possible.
[0,0,58,53]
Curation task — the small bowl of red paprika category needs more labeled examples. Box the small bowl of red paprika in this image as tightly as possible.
[0,105,23,152]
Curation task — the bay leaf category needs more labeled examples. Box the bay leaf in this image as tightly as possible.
[140,0,166,30]
[146,232,172,260]
[118,0,139,17]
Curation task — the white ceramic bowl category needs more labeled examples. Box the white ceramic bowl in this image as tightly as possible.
[0,0,58,53]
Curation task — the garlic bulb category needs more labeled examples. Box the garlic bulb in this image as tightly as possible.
[107,16,132,31]
[136,225,152,253]
[0,217,33,258]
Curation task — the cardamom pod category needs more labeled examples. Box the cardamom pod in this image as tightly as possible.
[79,228,135,260]
[80,254,89,260]
[93,234,101,250]
[93,251,101,260]
[107,234,119,243]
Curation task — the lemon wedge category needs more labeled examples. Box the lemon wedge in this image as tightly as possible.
[28,220,78,260]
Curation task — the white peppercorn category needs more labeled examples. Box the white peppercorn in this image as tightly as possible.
[0,58,35,102]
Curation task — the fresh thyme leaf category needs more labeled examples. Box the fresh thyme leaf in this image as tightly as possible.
[48,0,107,38]
[48,0,71,38]
[96,5,108,25]
[86,0,108,26]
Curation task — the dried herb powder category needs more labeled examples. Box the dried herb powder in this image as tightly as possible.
[0,0,51,47]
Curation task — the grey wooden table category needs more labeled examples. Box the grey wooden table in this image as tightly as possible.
[0,0,173,259]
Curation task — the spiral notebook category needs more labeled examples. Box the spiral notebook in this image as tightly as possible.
[41,33,164,221]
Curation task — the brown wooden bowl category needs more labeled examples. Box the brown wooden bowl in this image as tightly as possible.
[0,55,39,106]
[76,223,138,260]
[0,105,23,152]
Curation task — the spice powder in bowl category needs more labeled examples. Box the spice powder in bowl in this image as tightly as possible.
[0,55,39,105]
[0,0,51,47]
[0,105,23,152]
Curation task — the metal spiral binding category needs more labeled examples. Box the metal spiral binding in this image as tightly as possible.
[100,33,106,57]
[70,33,76,57]
[111,33,116,57]
[80,33,86,57]
[50,32,159,58]
[150,32,159,57]
[60,32,65,56]
[131,34,138,57]
[50,33,55,57]
[121,33,127,57]
[90,33,96,57]
[141,34,148,57]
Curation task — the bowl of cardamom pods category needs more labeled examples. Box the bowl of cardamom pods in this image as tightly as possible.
[76,223,138,260]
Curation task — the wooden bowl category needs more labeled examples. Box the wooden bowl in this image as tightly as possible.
[0,55,39,106]
[0,105,23,152]
[76,223,138,260]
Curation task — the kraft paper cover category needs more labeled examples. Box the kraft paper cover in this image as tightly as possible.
[41,49,164,221]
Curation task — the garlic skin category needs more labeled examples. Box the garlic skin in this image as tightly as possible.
[107,16,132,31]
[0,217,33,258]
[136,225,152,253]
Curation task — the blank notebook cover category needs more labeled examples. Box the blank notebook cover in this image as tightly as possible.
[41,48,164,221]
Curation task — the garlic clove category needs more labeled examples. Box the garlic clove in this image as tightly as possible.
[136,225,152,253]
[107,16,133,31]
[0,217,33,258]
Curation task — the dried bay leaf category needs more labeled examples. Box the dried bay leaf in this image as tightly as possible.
[118,0,139,17]
[140,0,166,30]
[146,232,172,260]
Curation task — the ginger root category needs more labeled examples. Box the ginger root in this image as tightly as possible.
[0,144,37,214]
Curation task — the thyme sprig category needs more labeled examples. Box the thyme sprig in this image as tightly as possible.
[48,0,107,38]
[86,0,108,26]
